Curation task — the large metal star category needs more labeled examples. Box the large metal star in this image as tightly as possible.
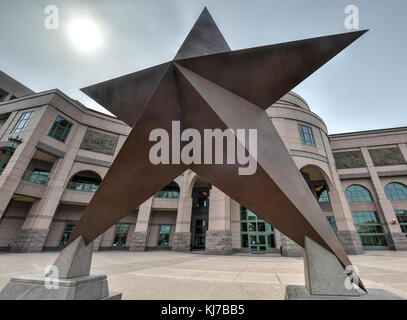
[68,8,367,288]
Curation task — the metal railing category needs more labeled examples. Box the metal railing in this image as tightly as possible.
[66,181,99,193]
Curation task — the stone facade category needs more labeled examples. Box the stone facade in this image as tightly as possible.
[0,73,406,256]
[280,234,303,257]
[129,232,148,252]
[172,232,191,252]
[336,231,364,255]
[205,231,233,255]
[11,229,48,253]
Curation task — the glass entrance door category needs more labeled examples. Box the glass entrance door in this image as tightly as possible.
[249,233,267,253]
[193,219,207,249]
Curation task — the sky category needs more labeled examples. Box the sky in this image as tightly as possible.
[0,0,405,134]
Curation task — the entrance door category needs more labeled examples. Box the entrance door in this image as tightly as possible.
[249,233,267,253]
[193,219,207,249]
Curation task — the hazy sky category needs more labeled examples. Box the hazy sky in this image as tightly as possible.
[0,0,405,134]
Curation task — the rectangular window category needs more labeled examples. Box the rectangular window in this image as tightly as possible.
[352,211,388,248]
[48,115,73,143]
[112,223,130,247]
[11,111,34,133]
[157,224,171,247]
[59,221,77,248]
[395,210,407,237]
[299,124,315,146]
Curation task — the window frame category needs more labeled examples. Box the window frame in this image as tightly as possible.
[48,115,73,143]
[11,111,34,133]
[298,124,316,147]
[384,183,407,201]
[345,185,373,203]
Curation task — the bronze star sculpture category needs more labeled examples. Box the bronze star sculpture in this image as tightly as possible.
[68,8,367,290]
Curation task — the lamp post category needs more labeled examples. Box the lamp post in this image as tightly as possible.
[0,135,23,174]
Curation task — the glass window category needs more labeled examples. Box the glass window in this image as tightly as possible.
[22,169,50,185]
[11,111,34,133]
[240,206,276,252]
[384,183,407,201]
[158,224,171,247]
[299,124,315,146]
[395,210,407,236]
[326,216,338,233]
[352,211,388,247]
[345,185,373,203]
[112,223,130,247]
[318,190,330,203]
[48,115,73,143]
[59,221,77,248]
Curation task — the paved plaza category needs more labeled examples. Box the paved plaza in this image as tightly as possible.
[0,251,407,300]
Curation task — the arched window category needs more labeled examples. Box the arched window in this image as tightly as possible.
[384,183,407,201]
[345,185,373,203]
[154,182,180,199]
[66,171,102,193]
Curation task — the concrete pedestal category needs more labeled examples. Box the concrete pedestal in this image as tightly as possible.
[285,236,404,300]
[0,236,122,300]
[0,274,121,300]
[285,285,403,300]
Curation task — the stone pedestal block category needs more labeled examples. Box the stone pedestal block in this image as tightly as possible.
[336,231,364,255]
[129,232,148,251]
[387,232,407,251]
[0,274,121,300]
[93,235,102,252]
[11,229,48,253]
[172,232,191,252]
[280,234,303,257]
[0,236,121,300]
[205,230,232,255]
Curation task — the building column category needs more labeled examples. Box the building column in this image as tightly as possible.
[172,172,193,252]
[0,109,47,219]
[398,143,407,162]
[280,233,303,257]
[321,134,364,254]
[206,186,232,255]
[11,125,87,252]
[230,199,241,252]
[361,147,407,250]
[129,197,153,251]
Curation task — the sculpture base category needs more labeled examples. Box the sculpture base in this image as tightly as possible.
[0,273,122,300]
[285,285,404,300]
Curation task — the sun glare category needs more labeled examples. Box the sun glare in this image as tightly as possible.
[68,18,102,53]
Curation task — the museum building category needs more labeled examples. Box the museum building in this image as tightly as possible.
[0,71,406,255]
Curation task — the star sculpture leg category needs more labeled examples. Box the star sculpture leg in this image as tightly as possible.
[67,8,368,291]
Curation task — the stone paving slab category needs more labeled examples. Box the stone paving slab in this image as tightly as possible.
[0,251,407,299]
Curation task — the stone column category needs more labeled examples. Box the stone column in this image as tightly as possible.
[206,186,232,255]
[361,147,407,250]
[398,143,407,162]
[321,134,364,254]
[129,197,153,251]
[172,172,194,252]
[280,233,303,257]
[230,199,241,252]
[0,109,47,219]
[11,125,87,252]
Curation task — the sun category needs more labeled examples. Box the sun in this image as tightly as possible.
[67,18,102,53]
